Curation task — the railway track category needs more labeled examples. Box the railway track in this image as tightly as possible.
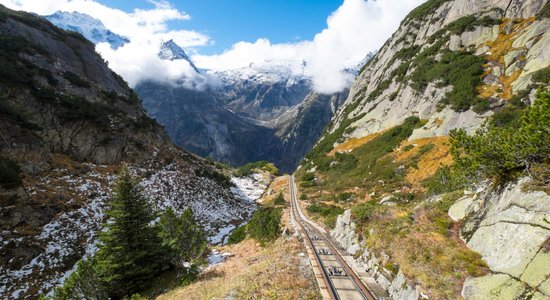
[289,175,378,300]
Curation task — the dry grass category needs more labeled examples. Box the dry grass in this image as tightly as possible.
[363,200,489,299]
[499,69,523,100]
[477,84,500,99]
[157,230,319,300]
[392,137,453,188]
[328,131,384,156]
[480,17,536,100]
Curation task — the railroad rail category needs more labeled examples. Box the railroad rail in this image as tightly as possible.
[289,175,378,300]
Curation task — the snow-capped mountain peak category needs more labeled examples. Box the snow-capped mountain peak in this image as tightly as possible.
[158,39,200,73]
[44,11,129,49]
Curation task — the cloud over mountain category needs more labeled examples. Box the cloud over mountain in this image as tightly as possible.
[0,0,425,93]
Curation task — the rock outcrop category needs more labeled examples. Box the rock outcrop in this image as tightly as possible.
[326,0,549,145]
[452,178,550,299]
[330,210,425,300]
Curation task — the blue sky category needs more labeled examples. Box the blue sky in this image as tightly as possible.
[98,0,343,54]
[0,0,426,92]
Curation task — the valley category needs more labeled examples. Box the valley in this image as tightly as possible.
[1,0,550,299]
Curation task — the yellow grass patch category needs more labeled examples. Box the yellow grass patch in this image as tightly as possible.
[477,84,500,99]
[499,69,522,100]
[392,137,453,188]
[328,131,384,156]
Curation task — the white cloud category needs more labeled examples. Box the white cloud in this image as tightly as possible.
[194,0,426,93]
[0,0,210,87]
[0,0,426,93]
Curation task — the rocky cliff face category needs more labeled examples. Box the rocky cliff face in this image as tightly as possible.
[0,6,260,298]
[326,0,548,143]
[454,178,550,300]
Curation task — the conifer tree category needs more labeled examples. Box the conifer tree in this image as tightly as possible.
[94,166,168,298]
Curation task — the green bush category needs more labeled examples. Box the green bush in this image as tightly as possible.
[58,95,111,125]
[404,0,450,23]
[428,91,550,191]
[158,208,207,269]
[410,50,486,112]
[0,156,22,188]
[307,203,344,228]
[337,192,354,202]
[195,168,232,188]
[537,1,550,18]
[247,207,282,246]
[52,258,107,300]
[227,224,247,244]
[531,67,550,85]
[273,192,286,206]
[351,201,377,224]
[300,193,308,200]
[301,173,315,182]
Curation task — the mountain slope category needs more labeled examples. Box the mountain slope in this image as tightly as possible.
[0,6,260,298]
[297,0,550,299]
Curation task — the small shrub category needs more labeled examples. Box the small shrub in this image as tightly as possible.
[537,1,550,18]
[307,203,344,228]
[247,207,282,246]
[351,201,377,224]
[301,173,315,182]
[531,67,550,85]
[227,224,247,244]
[403,144,415,152]
[195,168,232,188]
[235,161,278,177]
[300,193,308,200]
[62,71,91,88]
[273,193,286,206]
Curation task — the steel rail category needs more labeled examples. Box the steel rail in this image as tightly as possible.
[289,175,377,300]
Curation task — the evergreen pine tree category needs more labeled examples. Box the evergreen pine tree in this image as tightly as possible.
[94,166,168,298]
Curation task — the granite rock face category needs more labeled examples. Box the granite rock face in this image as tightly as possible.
[458,178,550,299]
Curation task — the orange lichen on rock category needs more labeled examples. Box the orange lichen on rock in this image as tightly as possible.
[392,136,453,187]
[328,131,385,156]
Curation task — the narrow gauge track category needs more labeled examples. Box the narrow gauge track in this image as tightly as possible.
[289,175,377,300]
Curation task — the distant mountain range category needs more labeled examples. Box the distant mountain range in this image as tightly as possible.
[43,11,354,172]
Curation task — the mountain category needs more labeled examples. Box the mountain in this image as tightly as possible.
[0,6,260,298]
[134,44,348,172]
[41,13,346,172]
[136,64,347,172]
[159,39,200,72]
[297,0,550,299]
[44,10,129,49]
